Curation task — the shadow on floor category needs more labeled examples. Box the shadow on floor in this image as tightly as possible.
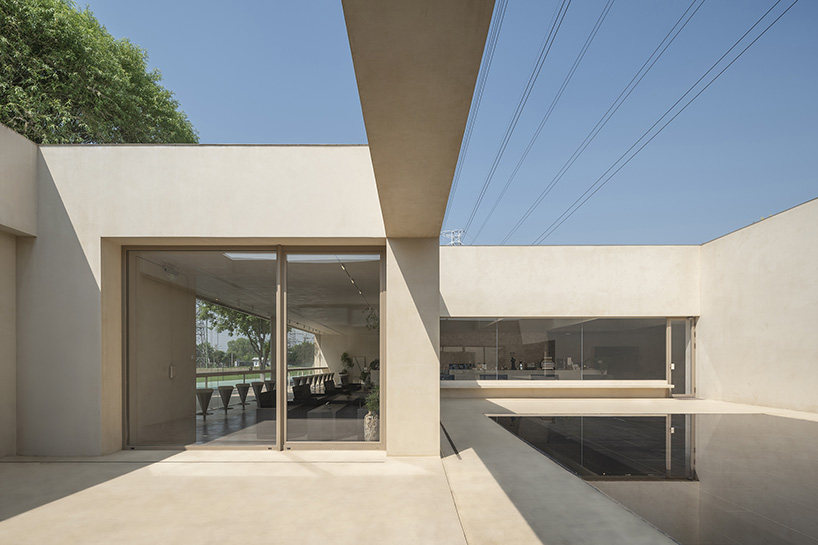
[440,399,676,544]
[0,451,177,521]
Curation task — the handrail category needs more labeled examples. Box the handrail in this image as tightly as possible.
[195,366,331,388]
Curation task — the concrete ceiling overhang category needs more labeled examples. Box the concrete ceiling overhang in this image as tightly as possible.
[343,0,495,238]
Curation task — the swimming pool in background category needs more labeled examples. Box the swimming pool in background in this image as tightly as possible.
[490,414,818,545]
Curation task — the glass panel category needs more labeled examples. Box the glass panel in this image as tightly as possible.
[440,319,498,379]
[548,319,585,380]
[580,318,666,380]
[286,253,381,442]
[440,318,668,381]
[128,250,276,447]
[670,319,690,395]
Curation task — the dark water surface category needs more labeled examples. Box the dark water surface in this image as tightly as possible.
[491,414,818,545]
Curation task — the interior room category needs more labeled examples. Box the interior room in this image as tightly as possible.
[126,249,382,448]
[440,317,691,386]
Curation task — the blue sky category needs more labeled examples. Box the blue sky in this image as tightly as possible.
[83,0,816,246]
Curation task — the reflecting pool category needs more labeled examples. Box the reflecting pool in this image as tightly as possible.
[491,414,818,545]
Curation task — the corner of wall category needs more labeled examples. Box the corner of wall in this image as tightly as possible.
[697,198,818,412]
[0,232,16,456]
[0,124,37,237]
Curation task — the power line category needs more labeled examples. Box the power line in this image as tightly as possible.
[533,0,797,244]
[462,0,572,239]
[470,0,616,244]
[500,0,704,245]
[444,0,509,230]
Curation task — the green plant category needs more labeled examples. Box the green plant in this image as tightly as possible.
[340,352,354,373]
[365,386,379,414]
[370,359,380,371]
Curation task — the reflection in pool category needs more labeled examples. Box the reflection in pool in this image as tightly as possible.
[491,414,818,545]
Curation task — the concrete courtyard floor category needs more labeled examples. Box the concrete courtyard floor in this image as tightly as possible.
[2,398,816,544]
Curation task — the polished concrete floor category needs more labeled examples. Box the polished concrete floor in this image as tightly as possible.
[2,398,816,544]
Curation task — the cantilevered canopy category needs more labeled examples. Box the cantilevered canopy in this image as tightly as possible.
[343,0,494,237]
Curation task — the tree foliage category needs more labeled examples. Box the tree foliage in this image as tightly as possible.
[287,340,315,367]
[226,338,255,363]
[196,341,227,367]
[0,0,197,143]
[197,301,272,369]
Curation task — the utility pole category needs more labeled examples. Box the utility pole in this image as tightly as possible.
[440,229,465,246]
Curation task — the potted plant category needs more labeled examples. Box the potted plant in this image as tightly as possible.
[364,386,379,441]
[370,359,380,386]
[339,352,354,376]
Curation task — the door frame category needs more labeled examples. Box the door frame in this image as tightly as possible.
[123,244,385,451]
[278,246,386,451]
[667,317,696,398]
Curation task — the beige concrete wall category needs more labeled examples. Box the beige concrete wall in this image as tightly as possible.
[385,238,440,455]
[698,199,818,412]
[0,232,15,456]
[17,145,384,455]
[0,125,37,236]
[440,245,700,317]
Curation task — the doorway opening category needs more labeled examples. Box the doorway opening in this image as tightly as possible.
[125,248,383,449]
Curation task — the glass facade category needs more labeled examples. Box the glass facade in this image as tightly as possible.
[441,318,691,381]
[286,253,381,442]
[127,248,383,449]
[128,250,277,447]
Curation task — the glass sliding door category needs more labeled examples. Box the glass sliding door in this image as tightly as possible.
[285,252,381,444]
[128,250,277,447]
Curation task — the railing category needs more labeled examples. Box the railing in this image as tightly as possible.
[195,366,331,388]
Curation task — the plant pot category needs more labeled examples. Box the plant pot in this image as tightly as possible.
[364,411,379,442]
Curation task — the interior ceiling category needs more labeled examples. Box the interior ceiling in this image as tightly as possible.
[136,251,380,335]
[343,0,495,237]
[441,318,667,335]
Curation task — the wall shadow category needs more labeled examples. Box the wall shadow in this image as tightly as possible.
[441,400,818,544]
[15,153,107,455]
[0,451,178,521]
[440,398,677,544]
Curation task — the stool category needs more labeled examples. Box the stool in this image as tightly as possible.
[217,385,234,414]
[235,383,251,409]
[196,388,214,419]
[251,382,265,405]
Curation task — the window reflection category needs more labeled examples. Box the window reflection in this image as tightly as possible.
[441,318,676,380]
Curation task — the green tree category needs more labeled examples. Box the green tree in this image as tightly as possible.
[0,0,197,143]
[227,337,255,363]
[287,340,315,367]
[196,342,227,367]
[197,301,272,369]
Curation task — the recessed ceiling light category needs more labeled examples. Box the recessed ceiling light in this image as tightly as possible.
[223,253,277,261]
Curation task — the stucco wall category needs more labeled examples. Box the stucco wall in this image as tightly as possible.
[440,245,700,318]
[0,125,37,236]
[0,232,15,456]
[385,238,440,455]
[17,145,384,455]
[698,198,818,412]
